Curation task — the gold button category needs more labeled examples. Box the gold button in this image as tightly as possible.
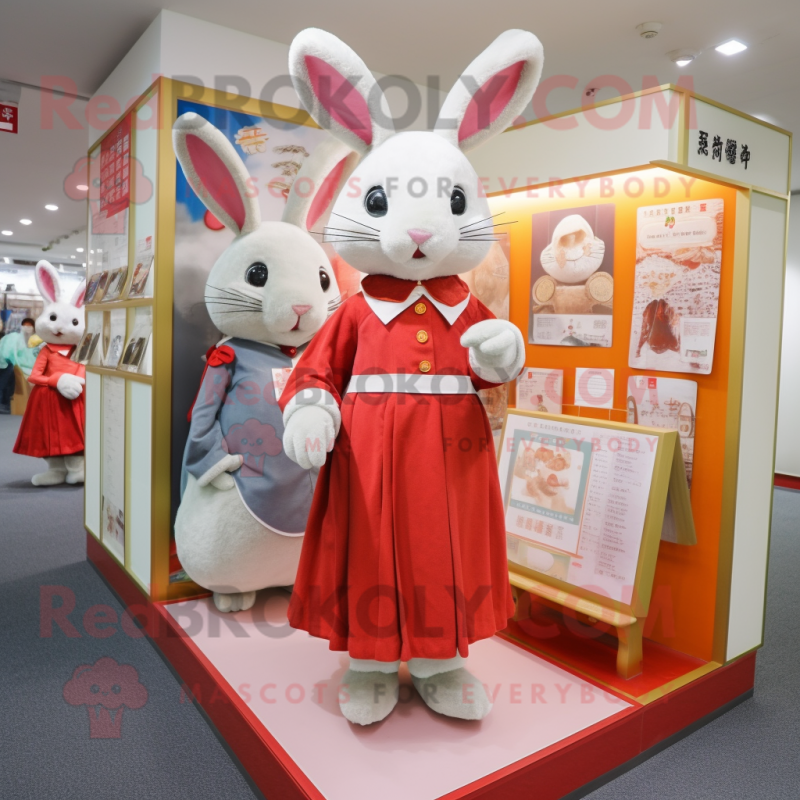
[414,302,427,315]
[419,360,432,373]
[416,330,428,343]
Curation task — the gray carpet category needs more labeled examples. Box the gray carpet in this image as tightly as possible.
[0,412,797,798]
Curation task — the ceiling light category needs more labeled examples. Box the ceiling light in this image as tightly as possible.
[45,204,58,211]
[20,219,32,225]
[1,231,11,236]
[716,39,747,56]
[76,247,84,253]
[82,262,87,267]
[70,254,76,259]
[669,50,697,67]
[3,257,9,264]
[76,184,88,191]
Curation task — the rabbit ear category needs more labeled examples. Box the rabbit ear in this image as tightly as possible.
[173,113,261,235]
[35,260,61,304]
[434,30,544,153]
[70,279,87,309]
[289,28,394,156]
[283,139,359,233]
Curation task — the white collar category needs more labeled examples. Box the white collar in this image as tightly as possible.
[361,284,470,326]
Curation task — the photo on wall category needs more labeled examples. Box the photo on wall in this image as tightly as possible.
[628,199,723,374]
[529,204,615,348]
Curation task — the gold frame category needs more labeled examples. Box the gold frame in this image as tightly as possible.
[84,77,320,601]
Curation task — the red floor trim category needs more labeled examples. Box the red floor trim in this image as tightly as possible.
[88,533,756,800]
[775,473,800,491]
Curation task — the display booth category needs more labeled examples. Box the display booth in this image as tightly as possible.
[86,73,790,800]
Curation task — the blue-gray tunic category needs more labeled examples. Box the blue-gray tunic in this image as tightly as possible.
[181,338,315,535]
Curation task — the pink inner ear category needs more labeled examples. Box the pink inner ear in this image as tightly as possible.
[38,267,57,303]
[304,56,372,146]
[307,157,347,231]
[458,61,525,144]
[73,285,86,309]
[185,134,247,231]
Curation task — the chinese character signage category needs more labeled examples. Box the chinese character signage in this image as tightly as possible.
[699,130,750,170]
[0,103,18,134]
[100,113,132,218]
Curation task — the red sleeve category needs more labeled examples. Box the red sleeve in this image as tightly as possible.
[279,298,361,413]
[27,348,56,387]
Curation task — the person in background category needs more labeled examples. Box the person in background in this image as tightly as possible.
[0,318,41,414]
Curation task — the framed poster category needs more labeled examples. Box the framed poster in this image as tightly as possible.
[529,204,615,348]
[498,410,677,614]
[628,199,724,374]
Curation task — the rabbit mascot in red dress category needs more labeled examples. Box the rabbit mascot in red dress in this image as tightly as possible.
[279,28,543,725]
[14,260,86,486]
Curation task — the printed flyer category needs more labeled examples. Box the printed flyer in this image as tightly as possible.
[629,199,724,374]
[499,412,658,604]
[627,375,697,488]
[529,204,615,348]
[516,368,563,414]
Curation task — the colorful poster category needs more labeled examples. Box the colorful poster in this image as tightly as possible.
[463,234,511,434]
[516,368,563,414]
[102,376,126,561]
[499,412,658,604]
[629,199,723,374]
[529,204,615,348]
[170,100,332,529]
[627,375,697,488]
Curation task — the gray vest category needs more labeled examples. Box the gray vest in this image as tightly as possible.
[181,338,315,534]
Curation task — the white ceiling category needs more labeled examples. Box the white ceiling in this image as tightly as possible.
[1,0,798,264]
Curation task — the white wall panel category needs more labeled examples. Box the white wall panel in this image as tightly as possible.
[727,192,788,661]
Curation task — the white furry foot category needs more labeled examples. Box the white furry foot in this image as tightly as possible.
[213,590,257,613]
[411,667,493,721]
[31,467,67,486]
[65,455,85,484]
[339,669,399,726]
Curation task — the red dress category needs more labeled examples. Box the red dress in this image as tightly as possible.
[14,344,86,458]
[279,275,515,662]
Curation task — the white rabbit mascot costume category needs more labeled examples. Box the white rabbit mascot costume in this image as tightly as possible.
[172,112,357,613]
[14,261,86,486]
[279,29,543,725]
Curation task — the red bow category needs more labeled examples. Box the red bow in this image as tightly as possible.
[187,344,236,423]
[361,275,470,306]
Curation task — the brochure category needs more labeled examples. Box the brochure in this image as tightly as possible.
[516,368,563,414]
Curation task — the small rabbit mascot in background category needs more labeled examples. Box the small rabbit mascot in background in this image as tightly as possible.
[14,260,86,485]
[279,28,543,725]
[172,113,357,614]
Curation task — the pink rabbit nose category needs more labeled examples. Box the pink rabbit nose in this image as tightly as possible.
[292,304,312,316]
[407,228,433,245]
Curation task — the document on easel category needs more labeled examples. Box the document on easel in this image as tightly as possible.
[498,412,659,605]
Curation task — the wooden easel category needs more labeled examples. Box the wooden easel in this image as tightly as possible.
[504,415,696,680]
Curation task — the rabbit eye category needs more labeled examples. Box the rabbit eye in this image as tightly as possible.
[365,185,388,217]
[245,262,268,287]
[72,319,79,326]
[450,187,466,216]
[319,268,331,292]
[49,313,57,322]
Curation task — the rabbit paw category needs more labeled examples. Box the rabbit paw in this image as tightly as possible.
[213,591,257,613]
[461,319,524,383]
[56,373,85,400]
[31,457,67,486]
[283,406,336,470]
[339,669,399,726]
[411,667,493,721]
[198,454,243,489]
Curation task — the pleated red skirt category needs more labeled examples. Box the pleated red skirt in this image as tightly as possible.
[14,385,85,458]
